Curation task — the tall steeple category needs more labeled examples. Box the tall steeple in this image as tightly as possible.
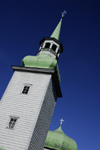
[22,13,66,85]
[0,14,64,150]
[36,17,64,60]
[50,18,62,40]
[22,15,65,84]
[50,10,67,40]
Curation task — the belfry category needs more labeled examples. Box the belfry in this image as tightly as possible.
[0,13,78,150]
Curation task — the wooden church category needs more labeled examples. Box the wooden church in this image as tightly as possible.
[0,13,78,150]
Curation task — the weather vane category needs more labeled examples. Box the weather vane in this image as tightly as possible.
[61,10,67,18]
[60,118,64,126]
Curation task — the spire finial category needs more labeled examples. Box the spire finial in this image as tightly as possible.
[60,118,64,126]
[50,11,66,40]
[61,10,67,18]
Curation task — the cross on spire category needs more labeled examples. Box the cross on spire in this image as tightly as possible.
[60,118,64,126]
[61,10,67,18]
[50,11,66,40]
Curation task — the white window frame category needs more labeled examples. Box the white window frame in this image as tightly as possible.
[6,116,19,130]
[22,83,32,94]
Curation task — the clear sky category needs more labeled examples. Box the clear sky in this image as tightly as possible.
[0,0,100,150]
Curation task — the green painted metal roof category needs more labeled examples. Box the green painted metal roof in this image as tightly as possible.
[22,54,57,69]
[50,18,62,40]
[22,54,61,83]
[45,126,78,150]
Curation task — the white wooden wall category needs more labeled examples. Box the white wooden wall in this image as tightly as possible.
[0,70,56,150]
[28,76,57,150]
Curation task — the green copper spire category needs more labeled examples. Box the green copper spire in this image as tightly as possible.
[50,11,67,40]
[50,18,62,40]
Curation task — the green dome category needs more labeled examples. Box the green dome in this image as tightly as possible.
[44,126,78,150]
[22,54,57,70]
[22,54,61,83]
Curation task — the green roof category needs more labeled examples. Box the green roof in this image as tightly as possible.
[45,126,78,150]
[22,54,61,83]
[50,18,62,40]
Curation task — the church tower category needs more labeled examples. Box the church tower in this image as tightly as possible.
[0,15,64,150]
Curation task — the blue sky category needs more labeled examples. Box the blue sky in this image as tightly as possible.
[0,0,100,149]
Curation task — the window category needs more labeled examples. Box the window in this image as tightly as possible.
[8,117,18,129]
[45,43,50,48]
[22,86,30,94]
[52,44,57,51]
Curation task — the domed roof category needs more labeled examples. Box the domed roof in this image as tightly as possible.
[22,54,61,83]
[22,54,57,70]
[44,126,78,150]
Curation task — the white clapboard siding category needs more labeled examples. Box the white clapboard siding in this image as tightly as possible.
[0,70,56,150]
[28,78,57,150]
